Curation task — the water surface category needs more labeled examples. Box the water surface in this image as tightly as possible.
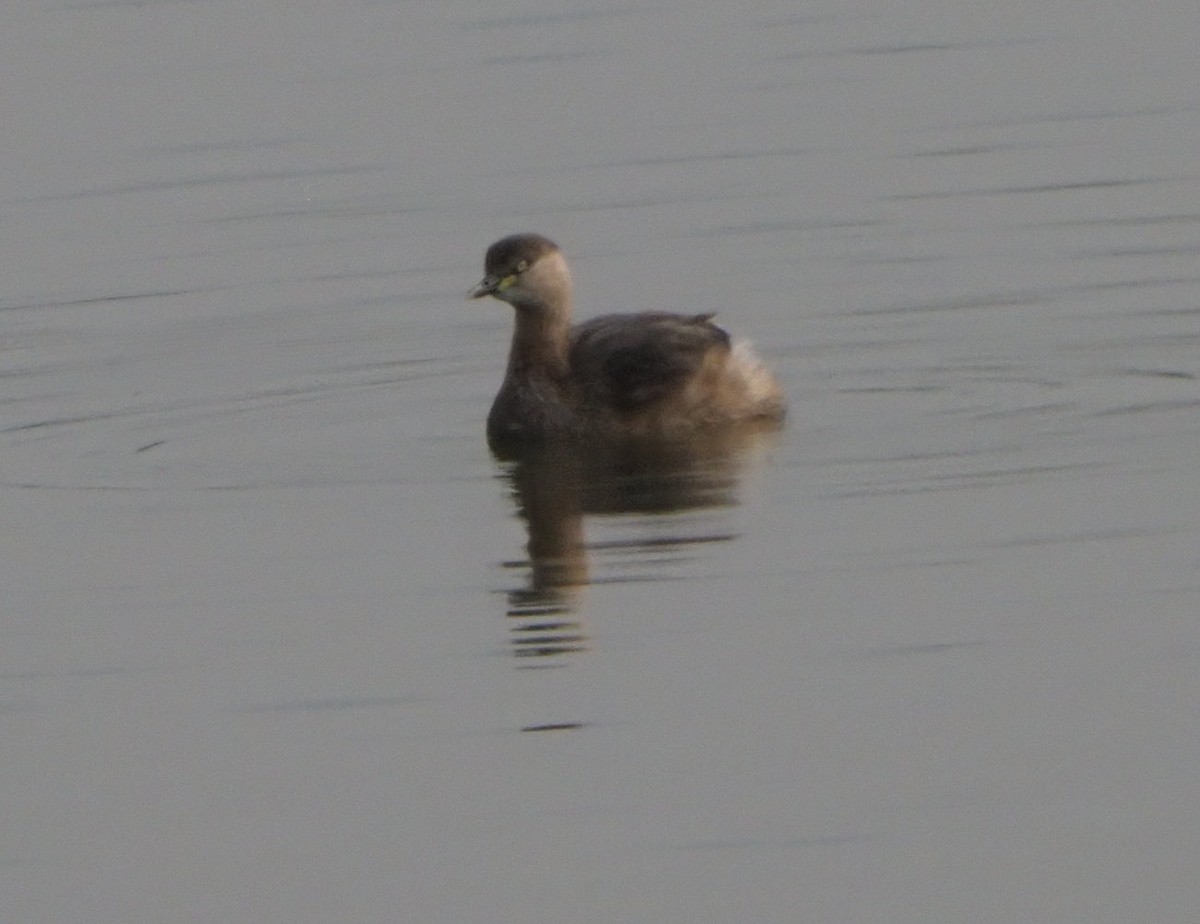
[3,1,1199,922]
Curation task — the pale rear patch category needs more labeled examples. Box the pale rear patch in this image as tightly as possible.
[730,340,786,418]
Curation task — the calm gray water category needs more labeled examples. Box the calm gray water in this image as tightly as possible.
[3,1,1199,922]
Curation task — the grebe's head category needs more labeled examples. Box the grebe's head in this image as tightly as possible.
[469,233,572,312]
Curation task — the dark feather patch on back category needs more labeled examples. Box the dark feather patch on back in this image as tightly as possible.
[570,313,731,412]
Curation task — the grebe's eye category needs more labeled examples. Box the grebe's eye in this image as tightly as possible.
[515,260,529,273]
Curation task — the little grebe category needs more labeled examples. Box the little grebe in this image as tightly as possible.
[470,233,785,446]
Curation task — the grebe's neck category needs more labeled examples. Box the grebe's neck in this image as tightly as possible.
[505,303,571,381]
[502,249,574,381]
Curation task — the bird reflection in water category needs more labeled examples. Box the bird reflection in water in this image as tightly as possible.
[495,422,779,664]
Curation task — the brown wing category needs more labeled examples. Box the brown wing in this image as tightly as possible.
[569,312,731,412]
